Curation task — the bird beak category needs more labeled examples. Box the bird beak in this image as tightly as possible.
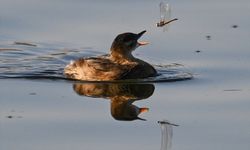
[137,30,146,38]
[137,30,149,46]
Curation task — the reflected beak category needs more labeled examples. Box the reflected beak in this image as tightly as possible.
[137,117,147,121]
[137,30,149,46]
[140,107,149,113]
[136,107,149,121]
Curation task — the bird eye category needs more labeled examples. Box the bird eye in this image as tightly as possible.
[125,41,134,46]
[123,37,131,43]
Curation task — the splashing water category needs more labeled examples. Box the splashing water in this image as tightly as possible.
[0,41,192,82]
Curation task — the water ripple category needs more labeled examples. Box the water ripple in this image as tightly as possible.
[0,41,192,82]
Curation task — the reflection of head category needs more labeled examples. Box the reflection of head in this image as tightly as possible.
[111,96,149,121]
[73,83,154,121]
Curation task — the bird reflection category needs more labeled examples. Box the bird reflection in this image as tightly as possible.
[73,83,155,121]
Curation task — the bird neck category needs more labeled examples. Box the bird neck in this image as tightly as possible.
[110,51,136,64]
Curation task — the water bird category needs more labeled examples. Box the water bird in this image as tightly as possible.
[64,30,157,81]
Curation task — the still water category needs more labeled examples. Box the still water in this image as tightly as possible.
[1,0,250,150]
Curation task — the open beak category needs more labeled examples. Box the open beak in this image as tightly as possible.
[137,30,149,46]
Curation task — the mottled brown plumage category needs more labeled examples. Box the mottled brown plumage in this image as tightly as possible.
[64,30,157,81]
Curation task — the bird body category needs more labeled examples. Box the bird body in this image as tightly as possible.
[64,30,157,81]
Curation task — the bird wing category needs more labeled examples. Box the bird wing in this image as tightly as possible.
[84,57,132,80]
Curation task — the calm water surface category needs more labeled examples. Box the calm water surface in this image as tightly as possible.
[1,0,250,150]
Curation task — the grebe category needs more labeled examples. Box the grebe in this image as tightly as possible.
[64,30,157,81]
